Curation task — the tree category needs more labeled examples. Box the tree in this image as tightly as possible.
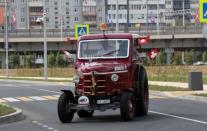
[184,50,194,65]
[24,54,35,68]
[9,53,20,68]
[172,51,182,65]
[156,50,165,65]
[202,51,207,62]
[48,52,56,67]
[56,51,66,67]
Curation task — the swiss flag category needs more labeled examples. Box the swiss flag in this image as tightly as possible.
[148,48,158,61]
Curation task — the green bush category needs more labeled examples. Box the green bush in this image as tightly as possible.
[9,52,20,69]
[156,50,165,65]
[48,52,56,67]
[56,51,67,67]
[184,50,194,65]
[24,54,35,68]
[202,51,207,62]
[172,51,182,65]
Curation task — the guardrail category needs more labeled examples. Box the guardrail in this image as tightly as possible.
[0,25,204,38]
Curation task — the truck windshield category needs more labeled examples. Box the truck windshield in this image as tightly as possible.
[78,39,129,59]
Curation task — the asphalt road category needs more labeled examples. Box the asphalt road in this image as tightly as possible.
[0,80,207,131]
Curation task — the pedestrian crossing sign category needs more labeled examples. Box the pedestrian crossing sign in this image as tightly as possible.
[75,24,90,39]
[199,0,207,22]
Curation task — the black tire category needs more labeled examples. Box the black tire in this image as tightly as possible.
[77,110,94,118]
[57,93,75,123]
[120,91,136,121]
[135,68,149,116]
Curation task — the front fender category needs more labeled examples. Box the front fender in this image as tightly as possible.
[61,90,74,97]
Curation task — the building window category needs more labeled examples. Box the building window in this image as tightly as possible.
[75,17,78,21]
[54,7,58,10]
[54,2,58,5]
[55,12,58,15]
[21,18,25,22]
[21,8,25,13]
[55,21,58,24]
[55,17,58,19]
[11,0,14,3]
[66,2,69,5]
[21,0,24,3]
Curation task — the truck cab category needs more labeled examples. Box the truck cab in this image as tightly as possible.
[58,33,149,122]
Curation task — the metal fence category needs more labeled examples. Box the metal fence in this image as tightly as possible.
[0,25,204,38]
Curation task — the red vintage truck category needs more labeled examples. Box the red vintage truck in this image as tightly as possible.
[58,33,150,122]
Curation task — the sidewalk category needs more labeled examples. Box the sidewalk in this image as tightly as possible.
[149,81,207,91]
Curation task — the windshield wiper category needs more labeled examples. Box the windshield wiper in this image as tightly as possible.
[101,50,120,56]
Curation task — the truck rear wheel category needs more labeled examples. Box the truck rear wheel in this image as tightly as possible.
[77,110,94,118]
[135,68,149,116]
[120,91,136,121]
[57,93,75,123]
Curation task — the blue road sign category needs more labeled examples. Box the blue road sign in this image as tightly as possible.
[75,24,89,39]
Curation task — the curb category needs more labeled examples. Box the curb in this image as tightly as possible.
[0,108,25,124]
[150,90,207,103]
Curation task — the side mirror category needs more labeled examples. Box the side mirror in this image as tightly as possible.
[138,35,150,45]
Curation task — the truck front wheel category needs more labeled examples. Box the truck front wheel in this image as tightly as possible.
[57,93,75,123]
[120,91,136,121]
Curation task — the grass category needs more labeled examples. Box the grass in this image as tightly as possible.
[149,85,190,92]
[193,94,207,97]
[0,66,207,84]
[0,104,15,117]
[146,66,207,84]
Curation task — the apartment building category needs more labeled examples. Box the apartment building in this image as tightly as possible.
[5,0,196,30]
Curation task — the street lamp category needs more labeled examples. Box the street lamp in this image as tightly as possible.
[4,0,9,78]
[36,12,47,80]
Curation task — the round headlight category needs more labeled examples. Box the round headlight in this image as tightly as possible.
[78,96,89,105]
[111,74,119,82]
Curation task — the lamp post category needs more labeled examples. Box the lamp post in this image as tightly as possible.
[157,0,160,37]
[116,0,119,32]
[43,12,47,80]
[4,0,8,78]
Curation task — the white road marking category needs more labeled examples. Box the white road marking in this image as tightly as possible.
[0,84,61,94]
[48,127,54,130]
[150,110,207,125]
[30,96,47,101]
[3,97,20,102]
[32,120,59,131]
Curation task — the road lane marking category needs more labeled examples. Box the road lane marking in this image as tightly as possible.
[149,96,167,99]
[0,99,6,103]
[30,96,47,101]
[42,96,58,100]
[17,97,33,101]
[32,121,59,131]
[150,110,207,125]
[3,97,20,102]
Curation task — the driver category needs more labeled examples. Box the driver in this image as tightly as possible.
[97,41,114,56]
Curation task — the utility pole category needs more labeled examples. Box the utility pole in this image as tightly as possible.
[60,0,63,40]
[116,0,119,32]
[43,1,47,80]
[182,0,185,32]
[157,0,160,36]
[4,0,8,78]
[146,0,148,33]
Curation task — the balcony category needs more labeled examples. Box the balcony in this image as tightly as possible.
[29,12,43,16]
[82,11,96,16]
[83,21,97,26]
[29,1,43,7]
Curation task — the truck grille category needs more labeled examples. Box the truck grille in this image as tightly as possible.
[83,74,107,95]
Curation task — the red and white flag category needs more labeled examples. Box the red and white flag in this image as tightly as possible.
[148,48,158,61]
[194,9,199,23]
[11,11,16,26]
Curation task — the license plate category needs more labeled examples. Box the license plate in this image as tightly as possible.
[97,99,110,104]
